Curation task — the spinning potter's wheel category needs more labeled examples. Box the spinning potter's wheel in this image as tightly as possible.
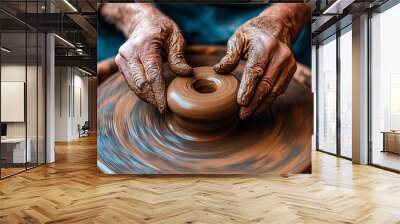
[98,61,312,175]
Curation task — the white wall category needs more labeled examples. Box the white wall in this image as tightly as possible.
[55,66,69,141]
[54,66,89,141]
[1,82,25,122]
[1,65,39,138]
[1,65,26,139]
[72,73,89,138]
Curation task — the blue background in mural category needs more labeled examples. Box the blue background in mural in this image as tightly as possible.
[97,4,311,67]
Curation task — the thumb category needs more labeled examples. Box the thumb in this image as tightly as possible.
[213,33,243,74]
[167,31,193,76]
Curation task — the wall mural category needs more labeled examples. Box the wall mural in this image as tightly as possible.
[97,3,312,175]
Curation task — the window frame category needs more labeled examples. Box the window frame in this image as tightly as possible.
[367,0,400,173]
[315,23,353,161]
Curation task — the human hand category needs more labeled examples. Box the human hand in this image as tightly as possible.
[214,16,297,120]
[214,4,310,119]
[113,5,192,113]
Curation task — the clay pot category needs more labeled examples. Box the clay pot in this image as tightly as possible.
[167,66,239,141]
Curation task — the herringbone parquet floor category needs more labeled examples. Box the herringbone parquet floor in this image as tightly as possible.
[1,135,400,224]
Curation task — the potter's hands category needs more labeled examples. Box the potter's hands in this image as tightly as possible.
[213,18,296,120]
[214,4,310,119]
[213,19,297,120]
[102,3,192,113]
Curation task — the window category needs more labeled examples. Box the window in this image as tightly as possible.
[370,3,400,171]
[317,36,337,154]
[339,28,352,158]
[0,0,46,179]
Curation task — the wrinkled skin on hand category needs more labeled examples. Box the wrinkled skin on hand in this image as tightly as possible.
[214,15,298,120]
[115,9,192,113]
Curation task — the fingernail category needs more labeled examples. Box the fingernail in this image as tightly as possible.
[175,63,193,76]
[156,97,167,114]
[158,105,167,114]
[237,97,247,106]
[237,90,250,106]
[213,64,219,72]
[182,64,193,76]
[213,63,222,72]
[239,107,252,120]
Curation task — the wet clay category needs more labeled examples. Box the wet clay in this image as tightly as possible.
[97,67,312,175]
[167,66,239,141]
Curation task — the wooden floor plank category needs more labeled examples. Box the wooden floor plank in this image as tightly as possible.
[0,135,400,224]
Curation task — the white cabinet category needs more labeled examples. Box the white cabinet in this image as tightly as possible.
[1,138,32,163]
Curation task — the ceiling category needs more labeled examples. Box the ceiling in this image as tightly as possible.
[311,0,391,43]
[0,0,395,74]
[0,0,96,74]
